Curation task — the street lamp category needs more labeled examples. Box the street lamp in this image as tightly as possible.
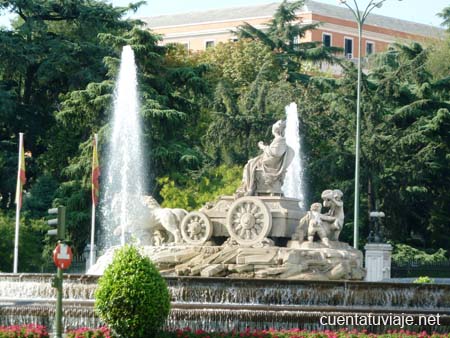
[338,0,402,249]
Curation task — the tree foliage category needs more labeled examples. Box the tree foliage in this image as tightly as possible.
[158,165,242,211]
[95,245,170,338]
[0,0,449,271]
[237,0,340,82]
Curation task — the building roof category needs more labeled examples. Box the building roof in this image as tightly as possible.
[142,0,444,38]
[304,1,443,38]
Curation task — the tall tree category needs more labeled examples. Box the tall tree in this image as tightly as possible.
[300,42,450,248]
[438,5,450,30]
[0,0,141,207]
[237,0,340,82]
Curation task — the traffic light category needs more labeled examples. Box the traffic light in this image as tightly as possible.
[47,206,66,240]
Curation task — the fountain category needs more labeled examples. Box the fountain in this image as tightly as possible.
[100,45,146,249]
[1,274,449,332]
[2,45,449,334]
[282,102,306,208]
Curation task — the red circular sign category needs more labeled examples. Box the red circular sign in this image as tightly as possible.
[53,243,73,270]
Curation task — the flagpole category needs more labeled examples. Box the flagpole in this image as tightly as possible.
[89,134,98,269]
[13,133,24,273]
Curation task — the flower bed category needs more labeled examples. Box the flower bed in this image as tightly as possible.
[162,329,449,338]
[0,324,48,338]
[66,327,111,338]
[1,326,449,338]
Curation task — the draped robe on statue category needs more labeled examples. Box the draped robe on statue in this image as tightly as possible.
[239,135,292,195]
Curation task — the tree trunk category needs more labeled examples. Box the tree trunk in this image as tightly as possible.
[23,65,37,105]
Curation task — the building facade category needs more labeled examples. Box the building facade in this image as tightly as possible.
[142,1,443,58]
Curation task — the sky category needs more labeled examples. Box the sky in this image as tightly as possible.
[0,0,448,28]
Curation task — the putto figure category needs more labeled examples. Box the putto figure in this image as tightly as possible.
[236,120,294,197]
[292,189,345,245]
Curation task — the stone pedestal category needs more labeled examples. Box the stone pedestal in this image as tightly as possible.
[90,243,365,280]
[364,243,392,282]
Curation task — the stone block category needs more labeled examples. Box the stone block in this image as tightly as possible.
[200,264,226,277]
[153,249,198,264]
[236,248,278,264]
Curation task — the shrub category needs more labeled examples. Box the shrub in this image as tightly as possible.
[413,276,435,284]
[392,244,448,264]
[94,245,171,338]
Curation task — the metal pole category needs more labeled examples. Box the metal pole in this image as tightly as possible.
[13,132,24,273]
[89,133,98,269]
[340,0,401,249]
[353,21,363,249]
[55,267,63,338]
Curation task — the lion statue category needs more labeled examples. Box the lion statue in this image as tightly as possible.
[113,195,187,245]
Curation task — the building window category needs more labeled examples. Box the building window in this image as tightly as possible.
[322,33,332,47]
[205,40,215,49]
[344,38,353,58]
[366,41,374,56]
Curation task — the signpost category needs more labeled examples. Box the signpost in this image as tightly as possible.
[48,206,70,338]
[53,243,73,270]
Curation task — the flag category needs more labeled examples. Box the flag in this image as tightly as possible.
[15,134,26,208]
[91,135,100,206]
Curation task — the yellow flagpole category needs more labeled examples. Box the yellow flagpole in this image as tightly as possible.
[89,134,99,270]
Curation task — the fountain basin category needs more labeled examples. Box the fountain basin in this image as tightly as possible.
[1,273,449,332]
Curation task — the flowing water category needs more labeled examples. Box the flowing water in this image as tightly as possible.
[282,102,306,208]
[1,274,449,332]
[100,45,146,249]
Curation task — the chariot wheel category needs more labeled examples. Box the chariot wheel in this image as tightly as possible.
[180,211,213,245]
[226,196,272,245]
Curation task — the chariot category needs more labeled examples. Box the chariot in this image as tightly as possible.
[180,195,304,246]
[180,119,305,246]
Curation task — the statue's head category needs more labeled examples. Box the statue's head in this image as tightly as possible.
[272,120,287,137]
[321,189,343,208]
[310,202,322,213]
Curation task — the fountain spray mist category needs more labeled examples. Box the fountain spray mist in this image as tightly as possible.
[100,45,146,250]
[282,102,306,209]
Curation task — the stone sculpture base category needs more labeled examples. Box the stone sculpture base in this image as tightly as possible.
[364,243,392,281]
[90,241,364,280]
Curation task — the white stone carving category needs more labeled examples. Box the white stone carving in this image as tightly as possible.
[236,120,294,197]
[226,196,272,246]
[113,195,187,245]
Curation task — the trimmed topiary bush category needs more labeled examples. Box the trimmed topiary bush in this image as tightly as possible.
[94,245,171,338]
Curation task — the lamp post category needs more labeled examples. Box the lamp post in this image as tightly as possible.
[338,0,401,249]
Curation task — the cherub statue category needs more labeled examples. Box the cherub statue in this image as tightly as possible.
[293,202,329,246]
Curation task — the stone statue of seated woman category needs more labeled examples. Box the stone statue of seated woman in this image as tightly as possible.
[236,120,294,197]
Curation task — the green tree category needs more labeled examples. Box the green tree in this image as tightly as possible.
[158,164,242,210]
[438,5,450,30]
[237,0,340,82]
[300,42,450,248]
[0,0,141,206]
[0,211,46,272]
[0,0,145,260]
